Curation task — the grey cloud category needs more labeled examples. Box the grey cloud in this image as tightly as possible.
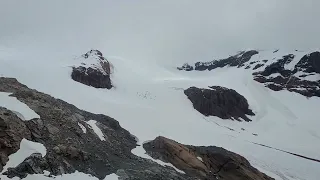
[0,0,319,65]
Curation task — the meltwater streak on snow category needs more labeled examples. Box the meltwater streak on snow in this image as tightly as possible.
[0,92,40,120]
[86,120,106,141]
[0,49,320,180]
[1,139,46,173]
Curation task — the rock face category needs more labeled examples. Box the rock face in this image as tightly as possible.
[143,136,274,180]
[4,153,49,179]
[178,50,320,98]
[0,107,32,172]
[184,86,254,121]
[177,63,194,71]
[71,50,112,89]
[0,77,197,180]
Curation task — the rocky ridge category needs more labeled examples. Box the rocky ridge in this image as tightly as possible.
[178,50,320,98]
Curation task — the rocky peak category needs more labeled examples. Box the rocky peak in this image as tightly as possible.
[71,49,112,89]
[178,49,320,98]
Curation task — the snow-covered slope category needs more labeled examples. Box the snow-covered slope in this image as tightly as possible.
[0,48,319,180]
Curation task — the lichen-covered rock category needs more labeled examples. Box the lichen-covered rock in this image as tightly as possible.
[143,136,274,180]
[184,86,254,121]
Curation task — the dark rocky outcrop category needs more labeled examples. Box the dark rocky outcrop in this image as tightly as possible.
[194,50,259,71]
[4,153,49,179]
[177,63,194,71]
[295,52,320,73]
[0,107,32,172]
[184,86,254,122]
[253,52,320,97]
[178,50,320,98]
[260,54,295,77]
[143,136,274,180]
[71,50,112,89]
[0,77,204,180]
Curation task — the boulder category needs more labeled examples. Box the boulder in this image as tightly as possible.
[71,50,112,89]
[143,136,274,180]
[184,86,254,121]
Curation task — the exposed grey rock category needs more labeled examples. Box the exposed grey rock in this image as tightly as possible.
[193,50,258,71]
[177,63,194,71]
[4,153,49,179]
[0,107,32,172]
[0,77,194,180]
[178,50,320,98]
[144,136,274,180]
[184,86,254,121]
[71,50,112,89]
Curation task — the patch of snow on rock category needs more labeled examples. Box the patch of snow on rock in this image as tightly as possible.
[78,122,87,133]
[1,139,46,173]
[0,92,40,120]
[131,145,185,174]
[86,120,105,141]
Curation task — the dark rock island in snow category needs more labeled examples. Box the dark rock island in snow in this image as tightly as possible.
[184,86,255,122]
[71,50,112,89]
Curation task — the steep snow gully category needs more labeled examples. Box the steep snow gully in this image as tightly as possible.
[0,48,319,180]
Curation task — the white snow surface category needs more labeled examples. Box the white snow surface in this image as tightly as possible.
[86,120,106,141]
[78,122,87,133]
[0,48,319,180]
[0,92,40,120]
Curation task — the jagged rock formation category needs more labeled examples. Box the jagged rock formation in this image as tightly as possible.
[178,50,320,98]
[143,136,274,180]
[177,63,194,71]
[177,50,258,71]
[253,52,320,97]
[71,50,112,89]
[184,86,255,121]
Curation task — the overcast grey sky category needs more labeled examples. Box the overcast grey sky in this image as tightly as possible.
[0,0,319,65]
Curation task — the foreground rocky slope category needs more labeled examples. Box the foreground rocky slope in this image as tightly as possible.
[0,77,190,179]
[184,86,254,121]
[143,136,274,180]
[0,77,274,179]
[178,50,320,98]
